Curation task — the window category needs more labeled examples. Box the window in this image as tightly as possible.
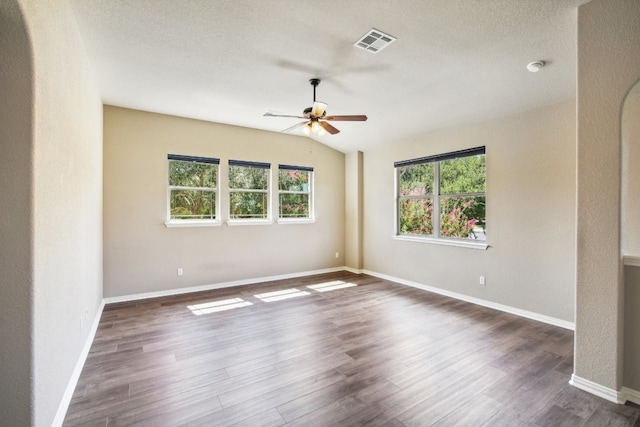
[167,154,219,223]
[395,147,486,242]
[228,160,270,220]
[278,165,313,220]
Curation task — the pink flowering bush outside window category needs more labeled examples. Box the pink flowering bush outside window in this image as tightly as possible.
[396,150,486,240]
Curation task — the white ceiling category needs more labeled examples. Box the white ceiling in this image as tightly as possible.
[69,0,588,153]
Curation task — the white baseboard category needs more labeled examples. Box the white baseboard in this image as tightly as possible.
[103,267,345,304]
[622,386,640,405]
[362,269,575,330]
[570,375,626,404]
[52,300,105,427]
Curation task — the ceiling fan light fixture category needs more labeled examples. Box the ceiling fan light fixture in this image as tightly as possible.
[311,120,323,134]
[302,123,312,136]
[311,101,328,117]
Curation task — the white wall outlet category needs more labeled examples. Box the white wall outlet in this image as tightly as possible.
[479,276,486,285]
[335,252,339,259]
[177,268,183,276]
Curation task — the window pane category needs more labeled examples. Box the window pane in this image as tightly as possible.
[279,194,309,218]
[440,196,486,240]
[440,155,485,194]
[399,198,433,235]
[170,189,216,220]
[229,165,268,190]
[229,192,268,219]
[169,161,217,187]
[398,163,434,196]
[279,169,310,192]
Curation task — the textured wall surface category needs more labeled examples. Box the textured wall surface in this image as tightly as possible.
[103,106,345,298]
[575,0,640,391]
[11,0,104,425]
[363,101,576,322]
[0,1,34,424]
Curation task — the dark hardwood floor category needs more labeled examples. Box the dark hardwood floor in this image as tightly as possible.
[64,271,640,426]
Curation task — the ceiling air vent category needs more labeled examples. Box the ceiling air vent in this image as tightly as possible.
[353,29,396,54]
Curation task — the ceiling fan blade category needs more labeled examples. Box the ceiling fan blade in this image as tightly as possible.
[311,101,328,117]
[264,112,305,119]
[281,121,309,133]
[324,115,368,121]
[319,121,340,135]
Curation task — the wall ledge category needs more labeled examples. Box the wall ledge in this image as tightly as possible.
[623,255,640,267]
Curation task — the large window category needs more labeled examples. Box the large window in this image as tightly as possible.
[395,147,486,242]
[167,154,219,222]
[278,165,313,220]
[228,160,270,220]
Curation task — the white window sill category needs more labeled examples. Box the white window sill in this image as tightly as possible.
[394,234,488,250]
[165,220,222,228]
[277,218,315,224]
[226,219,273,227]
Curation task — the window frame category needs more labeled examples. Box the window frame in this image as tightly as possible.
[394,147,488,250]
[277,164,315,224]
[165,154,221,228]
[227,159,272,225]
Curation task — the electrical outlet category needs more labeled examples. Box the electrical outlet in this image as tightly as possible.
[177,268,183,276]
[335,252,339,259]
[479,276,486,285]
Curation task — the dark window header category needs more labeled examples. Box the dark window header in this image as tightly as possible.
[394,146,485,168]
[229,159,271,169]
[168,154,220,165]
[278,164,314,172]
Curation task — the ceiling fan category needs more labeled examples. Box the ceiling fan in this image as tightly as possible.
[263,78,367,136]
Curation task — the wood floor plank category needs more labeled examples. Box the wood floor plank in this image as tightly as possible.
[62,272,640,427]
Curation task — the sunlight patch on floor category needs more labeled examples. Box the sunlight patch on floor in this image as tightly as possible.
[254,288,310,302]
[188,298,253,315]
[307,280,357,292]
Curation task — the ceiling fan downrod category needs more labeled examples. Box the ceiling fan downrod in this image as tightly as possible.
[309,78,320,102]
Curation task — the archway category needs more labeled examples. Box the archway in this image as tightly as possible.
[622,80,640,399]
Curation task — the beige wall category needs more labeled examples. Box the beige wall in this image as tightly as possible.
[345,151,363,270]
[0,0,104,425]
[575,0,640,392]
[362,101,576,322]
[103,106,345,298]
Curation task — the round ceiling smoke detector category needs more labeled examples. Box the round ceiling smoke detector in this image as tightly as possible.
[527,61,545,73]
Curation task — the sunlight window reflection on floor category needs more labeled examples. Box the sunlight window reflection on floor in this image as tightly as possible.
[254,288,310,302]
[188,298,253,315]
[307,281,357,292]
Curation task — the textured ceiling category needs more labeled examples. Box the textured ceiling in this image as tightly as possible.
[69,0,589,153]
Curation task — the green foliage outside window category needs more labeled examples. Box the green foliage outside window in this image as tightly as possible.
[169,160,217,220]
[229,165,269,219]
[398,154,486,239]
[279,169,311,218]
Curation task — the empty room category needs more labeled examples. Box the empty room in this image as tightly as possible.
[1,0,640,426]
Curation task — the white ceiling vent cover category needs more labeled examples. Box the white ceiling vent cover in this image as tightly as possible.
[353,29,396,54]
